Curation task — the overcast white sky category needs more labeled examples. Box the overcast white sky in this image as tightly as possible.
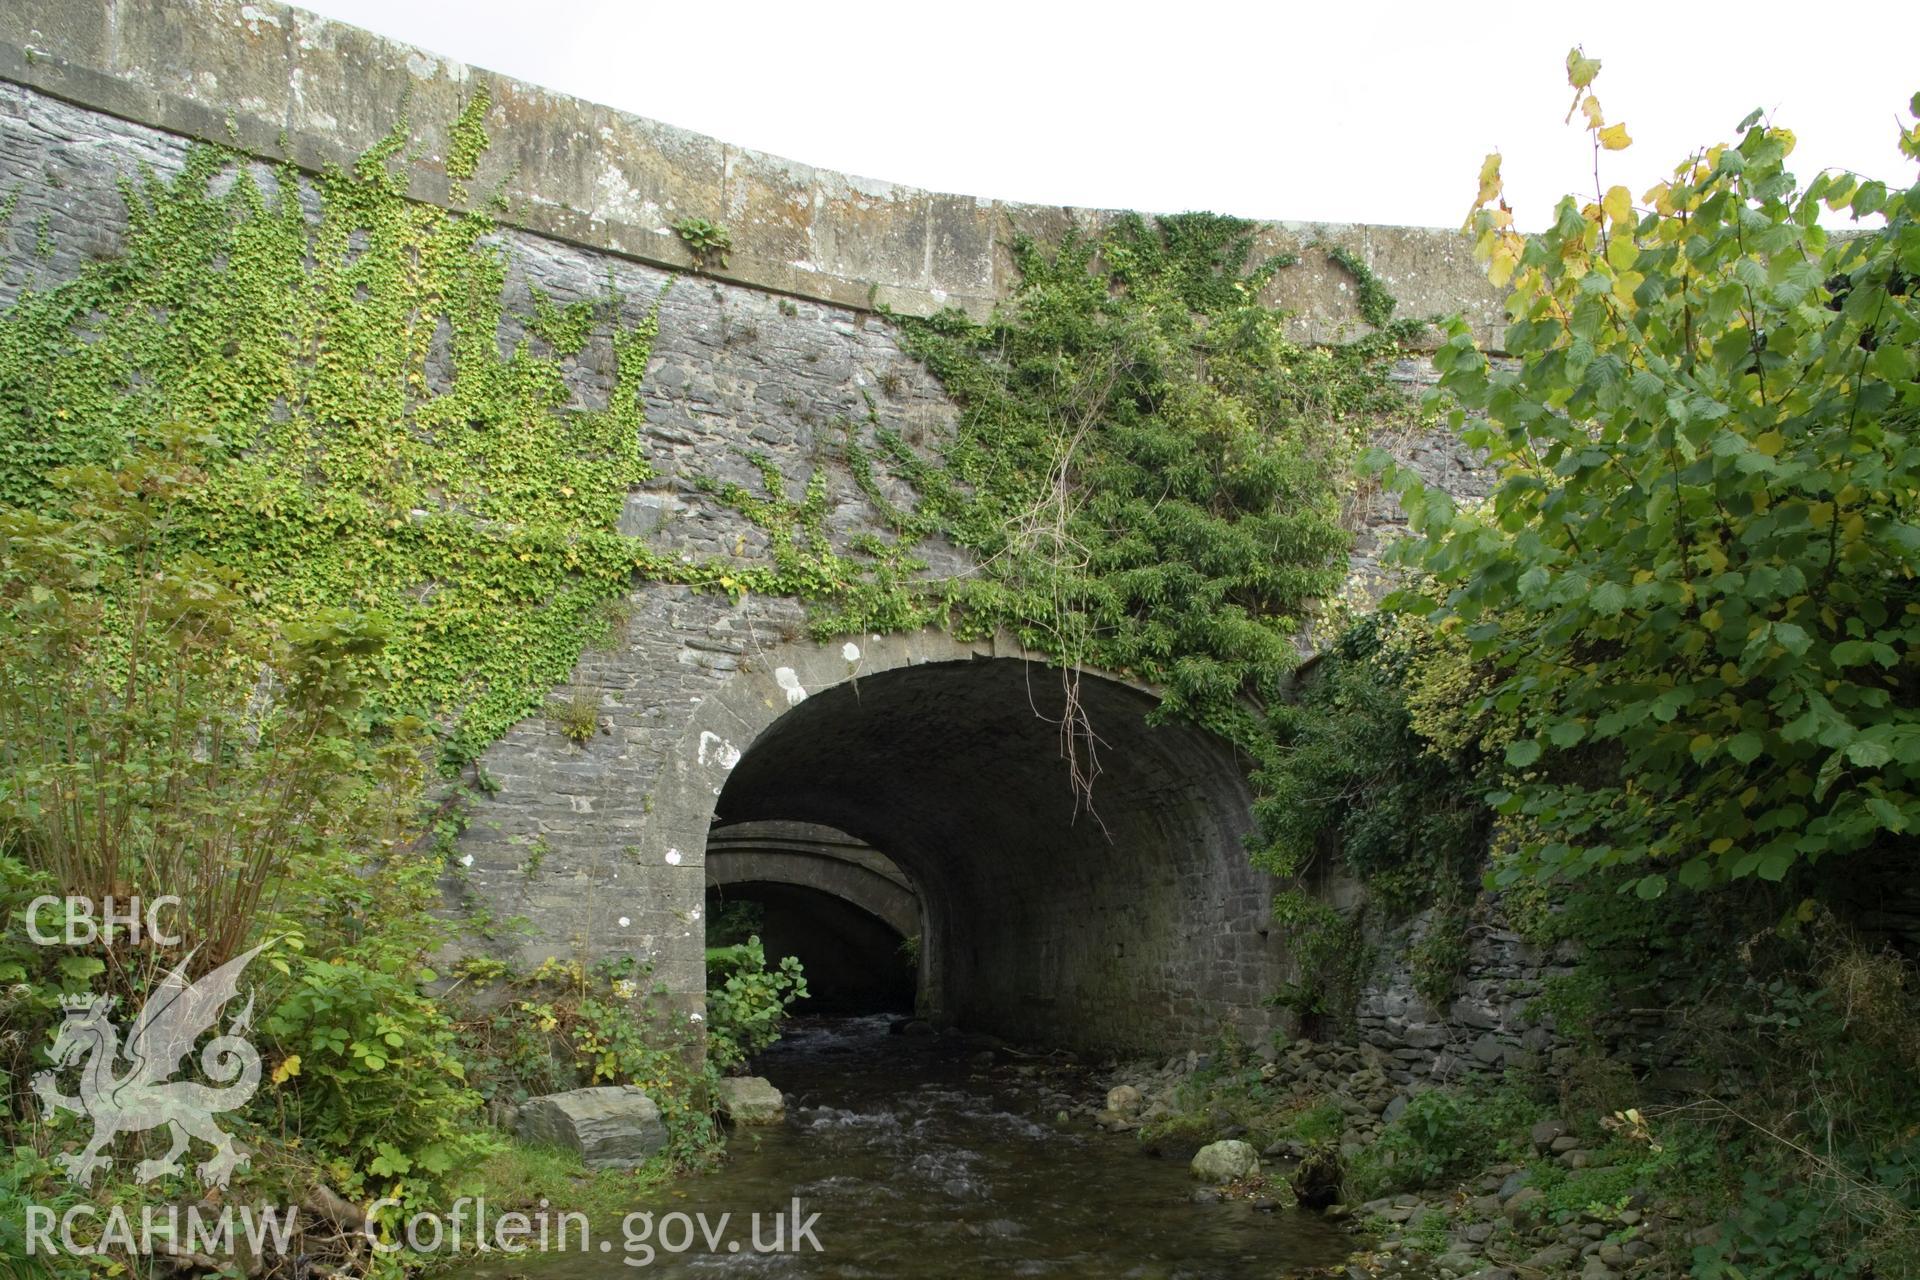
[297,0,1918,230]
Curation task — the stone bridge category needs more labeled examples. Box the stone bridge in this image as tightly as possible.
[2,0,1515,1058]
[704,820,922,1015]
[704,820,921,943]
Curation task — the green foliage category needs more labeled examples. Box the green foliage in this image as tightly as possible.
[469,1138,673,1222]
[672,216,733,269]
[0,440,425,961]
[0,1148,88,1280]
[866,213,1418,747]
[454,956,724,1163]
[1696,1174,1862,1280]
[705,897,765,948]
[1406,906,1471,1009]
[1253,610,1495,1023]
[1348,1085,1544,1199]
[704,935,809,1073]
[260,951,493,1204]
[1326,244,1408,336]
[1255,614,1492,902]
[0,117,673,768]
[1385,74,1920,894]
[1267,889,1370,1032]
[548,691,602,744]
[0,444,492,1214]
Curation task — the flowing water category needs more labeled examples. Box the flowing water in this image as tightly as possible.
[454,1015,1356,1279]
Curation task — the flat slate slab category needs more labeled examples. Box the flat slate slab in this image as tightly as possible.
[516,1086,667,1168]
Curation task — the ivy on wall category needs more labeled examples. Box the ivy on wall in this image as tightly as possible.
[0,107,725,765]
[1,104,1439,1004]
[772,216,1429,757]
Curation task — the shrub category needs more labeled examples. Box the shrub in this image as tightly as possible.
[1385,67,1920,897]
[259,952,493,1204]
[452,957,724,1164]
[705,936,808,1073]
[1349,1085,1546,1199]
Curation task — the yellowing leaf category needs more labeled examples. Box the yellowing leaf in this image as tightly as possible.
[1488,238,1521,288]
[1583,95,1605,129]
[1753,430,1785,456]
[1474,152,1504,210]
[1566,47,1602,90]
[273,1054,302,1084]
[1602,185,1633,226]
[1600,123,1633,151]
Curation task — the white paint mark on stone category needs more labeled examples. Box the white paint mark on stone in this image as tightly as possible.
[689,1011,705,1023]
[459,853,474,867]
[618,916,631,928]
[698,730,740,770]
[842,642,861,663]
[665,848,683,866]
[775,667,808,706]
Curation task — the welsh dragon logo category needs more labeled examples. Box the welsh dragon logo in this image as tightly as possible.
[32,942,269,1189]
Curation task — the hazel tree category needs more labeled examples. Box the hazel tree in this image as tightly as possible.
[1385,54,1920,896]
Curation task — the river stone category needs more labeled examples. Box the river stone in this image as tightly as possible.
[1525,1243,1577,1271]
[516,1086,665,1168]
[1530,1117,1568,1149]
[716,1076,786,1125]
[1190,1139,1260,1183]
[1106,1084,1143,1116]
[1503,1187,1546,1223]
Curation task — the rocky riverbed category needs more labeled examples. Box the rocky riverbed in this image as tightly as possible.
[1080,1038,1695,1280]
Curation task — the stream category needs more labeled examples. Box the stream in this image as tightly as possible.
[454,1014,1357,1278]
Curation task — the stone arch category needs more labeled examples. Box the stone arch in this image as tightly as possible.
[646,628,1290,1053]
[703,820,922,942]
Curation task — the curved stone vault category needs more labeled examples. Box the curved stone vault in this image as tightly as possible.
[643,631,1291,1052]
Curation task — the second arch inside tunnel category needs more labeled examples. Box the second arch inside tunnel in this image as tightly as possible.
[704,820,921,1014]
[700,655,1290,1052]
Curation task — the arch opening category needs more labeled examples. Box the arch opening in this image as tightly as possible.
[704,819,925,1015]
[706,881,917,1015]
[703,655,1287,1052]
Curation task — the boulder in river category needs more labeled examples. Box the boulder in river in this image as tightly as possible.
[1190,1139,1260,1183]
[716,1076,787,1125]
[1105,1084,1143,1117]
[1290,1142,1344,1211]
[516,1086,665,1168]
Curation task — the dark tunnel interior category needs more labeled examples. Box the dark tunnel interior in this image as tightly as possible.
[703,658,1287,1051]
[706,881,917,1014]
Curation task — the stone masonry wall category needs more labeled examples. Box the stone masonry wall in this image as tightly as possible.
[0,9,1550,1057]
[2,0,1513,347]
